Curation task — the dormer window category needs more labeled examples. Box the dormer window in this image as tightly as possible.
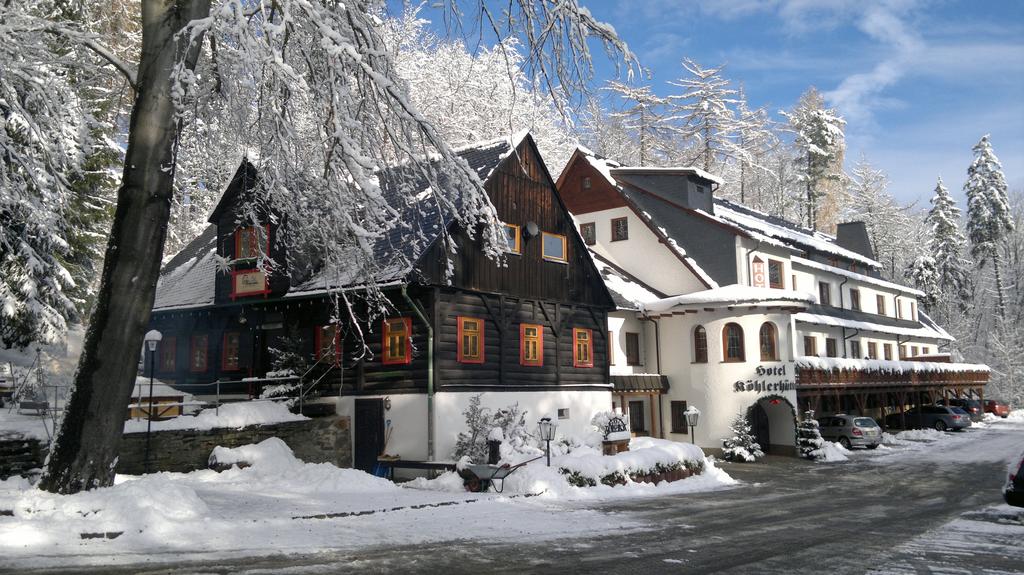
[235,225,268,260]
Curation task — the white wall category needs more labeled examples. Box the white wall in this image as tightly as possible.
[579,206,707,296]
[608,311,650,374]
[654,308,799,451]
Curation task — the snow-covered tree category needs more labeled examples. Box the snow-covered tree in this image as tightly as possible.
[965,135,1015,321]
[782,88,846,232]
[922,177,972,316]
[602,80,673,166]
[578,98,637,165]
[30,0,636,494]
[668,59,749,172]
[905,255,940,310]
[843,157,918,279]
[721,413,764,462]
[797,414,825,460]
[727,87,778,206]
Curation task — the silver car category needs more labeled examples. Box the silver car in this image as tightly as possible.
[817,415,882,450]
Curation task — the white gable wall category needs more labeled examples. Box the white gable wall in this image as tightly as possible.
[578,206,708,296]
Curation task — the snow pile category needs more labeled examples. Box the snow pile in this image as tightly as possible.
[556,437,705,485]
[813,441,850,463]
[895,428,947,442]
[1007,410,1024,423]
[10,474,211,544]
[207,438,396,494]
[882,432,909,445]
[123,400,307,433]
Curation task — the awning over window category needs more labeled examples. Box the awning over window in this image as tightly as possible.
[611,374,670,394]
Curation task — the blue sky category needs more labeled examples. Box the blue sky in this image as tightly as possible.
[585,0,1024,206]
[419,0,1024,207]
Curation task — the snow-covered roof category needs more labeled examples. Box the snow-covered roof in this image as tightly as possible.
[610,166,724,186]
[643,284,815,313]
[713,199,883,269]
[591,253,664,310]
[794,311,954,341]
[795,356,988,374]
[154,134,525,310]
[152,226,218,311]
[790,256,924,297]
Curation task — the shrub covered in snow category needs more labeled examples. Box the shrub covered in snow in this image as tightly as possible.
[797,415,825,460]
[721,413,764,462]
[557,437,705,487]
[452,395,532,463]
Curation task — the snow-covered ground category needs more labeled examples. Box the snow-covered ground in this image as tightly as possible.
[0,436,736,570]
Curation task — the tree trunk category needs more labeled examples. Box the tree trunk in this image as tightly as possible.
[992,248,1007,323]
[40,0,212,495]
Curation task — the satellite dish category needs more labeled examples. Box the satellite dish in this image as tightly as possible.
[525,221,539,237]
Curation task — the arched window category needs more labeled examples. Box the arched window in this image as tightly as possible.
[723,323,745,362]
[693,325,708,363]
[759,322,778,361]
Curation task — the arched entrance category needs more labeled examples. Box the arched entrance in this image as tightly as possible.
[747,395,797,456]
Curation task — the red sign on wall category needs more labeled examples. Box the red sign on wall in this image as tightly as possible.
[752,257,767,288]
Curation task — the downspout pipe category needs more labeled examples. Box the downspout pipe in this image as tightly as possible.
[648,314,664,439]
[838,276,849,357]
[401,285,434,462]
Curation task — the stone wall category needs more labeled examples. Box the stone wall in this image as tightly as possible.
[116,415,351,475]
[0,433,46,479]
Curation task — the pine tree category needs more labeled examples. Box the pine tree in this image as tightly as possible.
[782,88,846,231]
[965,135,1014,321]
[731,86,777,206]
[668,59,747,172]
[797,413,825,460]
[721,413,764,462]
[906,255,940,309]
[603,81,673,166]
[843,157,916,279]
[923,177,971,317]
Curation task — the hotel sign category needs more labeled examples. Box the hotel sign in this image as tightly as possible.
[734,364,796,393]
[752,256,767,288]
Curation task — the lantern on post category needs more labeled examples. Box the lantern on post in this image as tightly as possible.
[538,417,557,467]
[143,329,162,473]
[684,405,701,446]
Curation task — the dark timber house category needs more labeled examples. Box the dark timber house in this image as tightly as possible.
[148,133,616,471]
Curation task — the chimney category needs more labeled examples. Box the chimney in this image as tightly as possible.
[835,222,875,260]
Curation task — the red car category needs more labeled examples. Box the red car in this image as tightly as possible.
[985,399,1011,418]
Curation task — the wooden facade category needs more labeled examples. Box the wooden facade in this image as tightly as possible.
[148,134,615,399]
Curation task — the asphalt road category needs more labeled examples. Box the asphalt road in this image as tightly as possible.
[18,424,1024,575]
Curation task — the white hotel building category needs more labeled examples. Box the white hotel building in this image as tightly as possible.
[557,148,988,455]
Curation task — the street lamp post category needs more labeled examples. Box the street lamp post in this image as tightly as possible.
[143,329,162,474]
[538,417,557,467]
[685,405,701,446]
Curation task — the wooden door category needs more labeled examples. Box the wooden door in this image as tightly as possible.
[354,398,385,472]
[628,400,646,435]
[750,403,770,451]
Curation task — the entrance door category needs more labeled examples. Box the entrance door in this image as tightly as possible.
[628,400,646,435]
[750,403,770,452]
[354,399,385,473]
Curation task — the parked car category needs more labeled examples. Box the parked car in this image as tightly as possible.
[1005,451,1024,508]
[936,398,983,421]
[884,405,971,431]
[817,415,882,449]
[984,399,1011,418]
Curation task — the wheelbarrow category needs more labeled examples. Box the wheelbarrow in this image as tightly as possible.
[459,455,543,493]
